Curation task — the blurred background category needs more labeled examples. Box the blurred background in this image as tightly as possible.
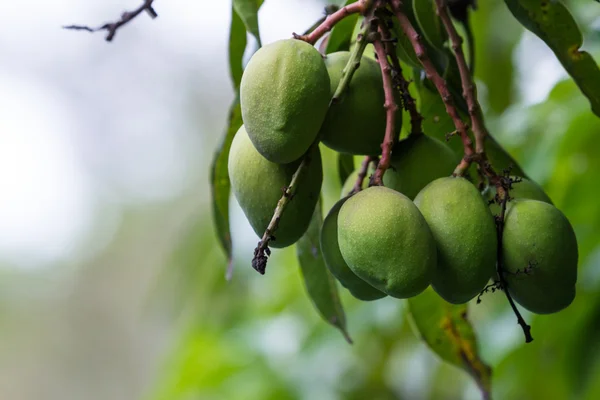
[1,1,600,399]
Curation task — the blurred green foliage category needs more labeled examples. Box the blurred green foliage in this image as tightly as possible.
[151,1,600,399]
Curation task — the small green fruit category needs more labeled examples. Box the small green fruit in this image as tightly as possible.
[320,51,400,155]
[338,186,436,298]
[414,177,497,304]
[240,39,330,164]
[228,126,322,248]
[383,134,457,200]
[503,200,578,314]
[487,177,553,215]
[321,198,387,301]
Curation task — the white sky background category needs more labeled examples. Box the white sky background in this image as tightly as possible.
[0,0,328,270]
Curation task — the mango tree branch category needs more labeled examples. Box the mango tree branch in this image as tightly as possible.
[252,15,377,274]
[63,0,157,42]
[293,0,368,45]
[377,18,423,136]
[351,156,374,195]
[372,37,399,186]
[435,0,487,154]
[389,0,474,176]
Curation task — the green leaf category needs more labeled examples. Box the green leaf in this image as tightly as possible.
[210,97,243,278]
[233,0,264,46]
[296,200,351,343]
[325,1,359,54]
[504,0,600,117]
[337,153,355,186]
[407,288,491,397]
[413,0,447,51]
[229,7,247,89]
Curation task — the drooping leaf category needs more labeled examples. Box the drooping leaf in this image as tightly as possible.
[210,98,243,278]
[325,1,360,54]
[233,0,264,46]
[504,0,600,117]
[296,200,351,343]
[337,153,355,186]
[229,7,247,89]
[413,0,448,51]
[407,288,491,398]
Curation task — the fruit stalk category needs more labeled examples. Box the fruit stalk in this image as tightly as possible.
[494,181,534,343]
[293,0,370,45]
[389,0,474,175]
[352,156,374,194]
[252,150,314,274]
[377,18,423,136]
[434,0,487,155]
[372,38,399,185]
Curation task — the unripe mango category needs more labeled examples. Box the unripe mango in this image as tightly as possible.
[320,51,400,155]
[487,176,553,215]
[383,134,458,200]
[320,198,387,301]
[414,177,497,304]
[503,200,578,314]
[338,186,436,298]
[228,126,322,248]
[240,39,330,164]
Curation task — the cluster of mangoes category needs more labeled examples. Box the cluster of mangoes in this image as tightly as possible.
[228,38,578,315]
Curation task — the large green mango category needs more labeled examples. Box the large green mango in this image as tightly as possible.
[320,51,399,155]
[228,126,322,248]
[320,198,387,301]
[383,134,458,200]
[414,177,497,304]
[338,186,435,298]
[240,39,330,164]
[503,200,578,314]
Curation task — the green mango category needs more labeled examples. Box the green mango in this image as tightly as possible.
[320,198,387,301]
[320,51,400,155]
[383,134,458,200]
[414,177,497,304]
[338,186,436,298]
[240,39,330,164]
[503,200,578,314]
[487,176,553,215]
[228,126,322,248]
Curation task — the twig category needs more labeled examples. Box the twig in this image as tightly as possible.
[293,1,366,45]
[390,0,474,176]
[351,156,373,195]
[63,0,157,42]
[252,151,314,274]
[494,175,533,343]
[252,8,377,274]
[372,37,399,185]
[377,17,423,136]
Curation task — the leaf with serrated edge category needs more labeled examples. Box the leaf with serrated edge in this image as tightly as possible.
[407,288,491,398]
[297,200,352,343]
[505,0,600,117]
[210,98,242,279]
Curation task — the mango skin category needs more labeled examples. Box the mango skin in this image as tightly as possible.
[320,51,400,155]
[321,198,387,301]
[240,39,330,164]
[503,200,578,314]
[338,186,436,298]
[228,125,323,248]
[487,176,553,215]
[414,177,497,304]
[383,134,458,200]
